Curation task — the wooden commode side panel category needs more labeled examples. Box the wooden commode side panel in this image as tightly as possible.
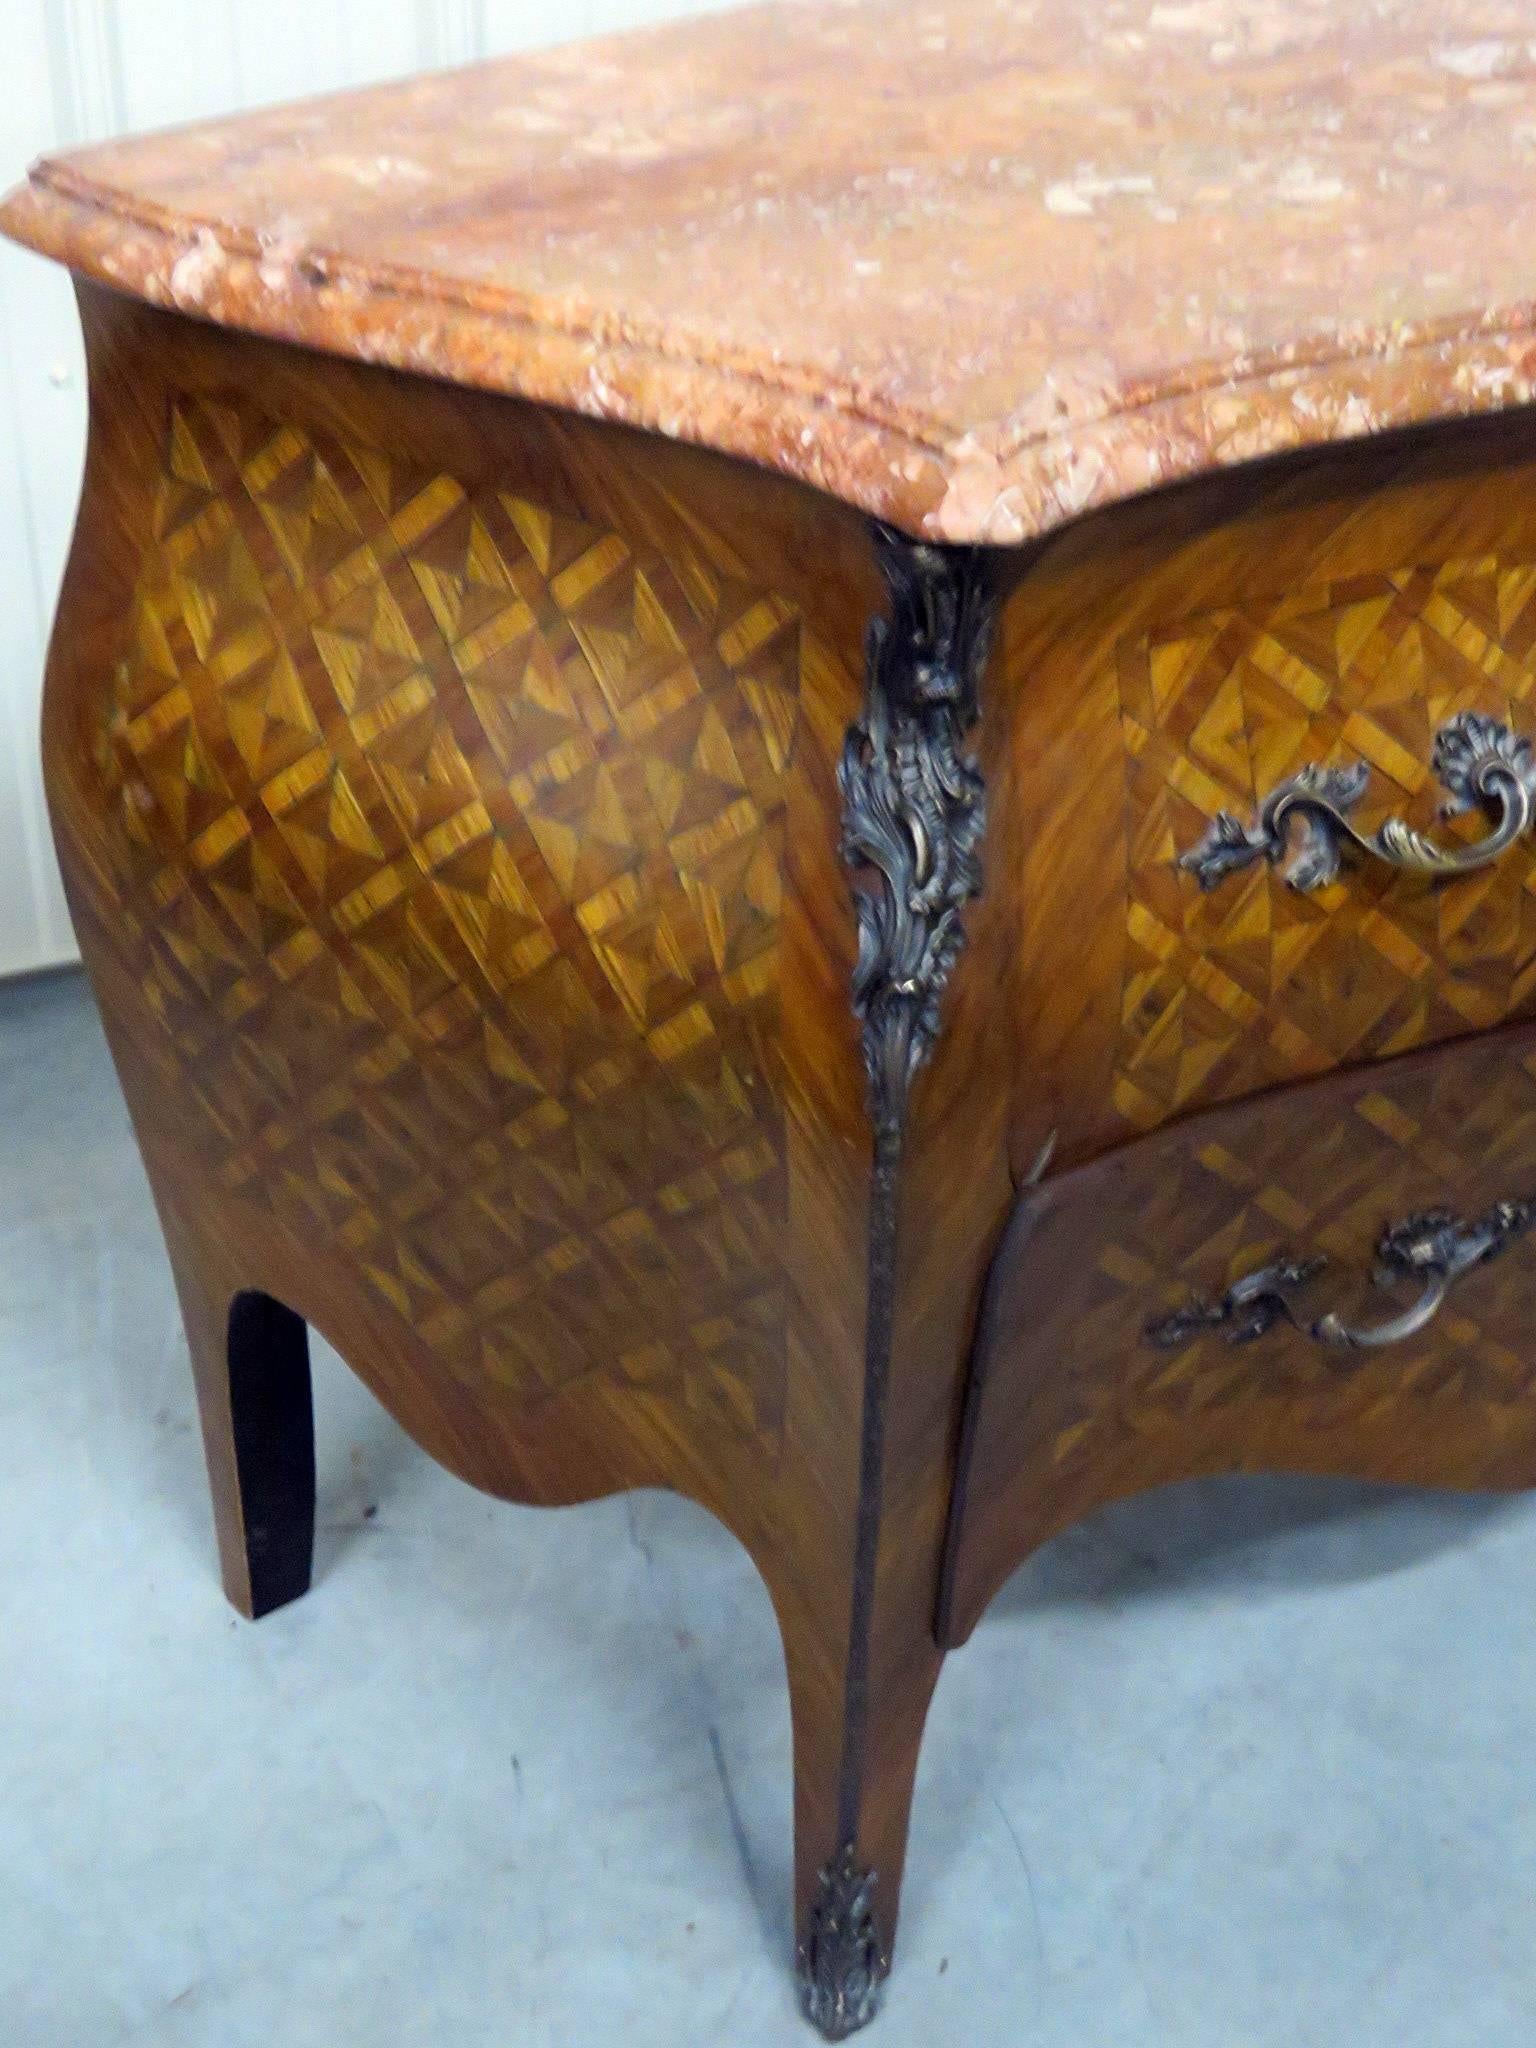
[45,290,1020,2000]
[47,288,880,1555]
[100,382,799,1439]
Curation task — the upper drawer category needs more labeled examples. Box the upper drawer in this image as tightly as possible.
[993,413,1536,1172]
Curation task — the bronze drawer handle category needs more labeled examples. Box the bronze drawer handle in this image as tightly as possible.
[1142,1253,1326,1348]
[1180,712,1536,893]
[1144,1199,1535,1352]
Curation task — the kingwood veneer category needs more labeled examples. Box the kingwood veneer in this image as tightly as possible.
[8,1,1536,2033]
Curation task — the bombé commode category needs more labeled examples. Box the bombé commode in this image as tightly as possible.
[9,0,1536,2033]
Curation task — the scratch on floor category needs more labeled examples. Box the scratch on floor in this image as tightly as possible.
[625,1494,655,1570]
[992,1793,1046,1966]
[709,1723,761,1907]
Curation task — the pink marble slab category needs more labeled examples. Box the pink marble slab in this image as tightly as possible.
[6,0,1536,542]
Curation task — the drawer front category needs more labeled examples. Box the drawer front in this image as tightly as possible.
[997,416,1536,1170]
[1118,559,1536,1114]
[941,1017,1536,1645]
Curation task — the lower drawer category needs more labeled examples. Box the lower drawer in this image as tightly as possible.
[939,1019,1536,1645]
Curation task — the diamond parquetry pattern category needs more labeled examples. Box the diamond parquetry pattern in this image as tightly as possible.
[1055,1024,1536,1455]
[92,393,810,1444]
[1113,557,1536,1133]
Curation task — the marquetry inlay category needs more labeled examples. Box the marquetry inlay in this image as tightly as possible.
[1114,555,1536,1132]
[96,393,810,1441]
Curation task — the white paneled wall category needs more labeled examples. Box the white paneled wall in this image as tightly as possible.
[0,0,734,976]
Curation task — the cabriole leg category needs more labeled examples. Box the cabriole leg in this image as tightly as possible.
[161,1215,315,1620]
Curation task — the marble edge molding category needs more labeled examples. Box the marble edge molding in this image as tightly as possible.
[7,166,1536,548]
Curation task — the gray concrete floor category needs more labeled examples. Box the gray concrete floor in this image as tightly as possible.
[3,967,1535,2046]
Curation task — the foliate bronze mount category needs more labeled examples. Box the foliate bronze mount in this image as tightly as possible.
[838,521,994,1140]
[1146,1197,1536,1353]
[803,525,993,2039]
[798,1845,886,2041]
[1181,711,1536,893]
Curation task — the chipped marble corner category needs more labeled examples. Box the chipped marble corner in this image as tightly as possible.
[921,328,1536,545]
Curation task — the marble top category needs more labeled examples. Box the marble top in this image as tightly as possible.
[6,0,1536,544]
